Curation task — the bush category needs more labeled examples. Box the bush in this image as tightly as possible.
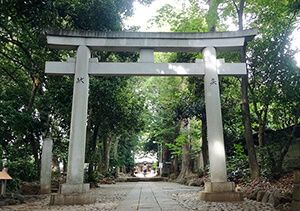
[5,159,38,192]
[6,159,38,182]
[257,143,288,179]
[227,144,250,182]
[84,170,104,183]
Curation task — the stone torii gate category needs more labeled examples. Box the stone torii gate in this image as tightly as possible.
[45,29,256,205]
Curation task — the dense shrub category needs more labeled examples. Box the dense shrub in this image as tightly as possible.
[227,144,250,182]
[5,159,38,192]
[6,159,38,182]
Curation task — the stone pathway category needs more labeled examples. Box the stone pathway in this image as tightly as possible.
[116,182,194,211]
[0,182,279,211]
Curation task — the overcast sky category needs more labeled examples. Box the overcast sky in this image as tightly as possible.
[124,0,300,66]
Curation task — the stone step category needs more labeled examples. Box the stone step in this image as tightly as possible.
[116,177,167,182]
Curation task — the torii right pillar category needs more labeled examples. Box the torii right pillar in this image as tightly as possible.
[199,47,243,202]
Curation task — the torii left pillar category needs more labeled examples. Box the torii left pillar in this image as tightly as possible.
[50,46,96,205]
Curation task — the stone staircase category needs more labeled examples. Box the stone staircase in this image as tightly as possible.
[116,176,167,182]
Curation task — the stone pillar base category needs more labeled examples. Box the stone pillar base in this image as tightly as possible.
[60,183,90,194]
[199,182,243,202]
[40,187,51,194]
[49,183,96,205]
[50,192,96,205]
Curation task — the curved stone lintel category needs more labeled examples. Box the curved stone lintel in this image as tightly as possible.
[45,29,257,52]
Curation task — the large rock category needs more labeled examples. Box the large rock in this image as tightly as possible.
[0,194,25,206]
[257,190,266,202]
[262,191,270,203]
[279,192,293,204]
[292,201,300,211]
[188,178,204,187]
[283,136,300,170]
[294,170,300,183]
[20,182,40,195]
[293,184,300,201]
[268,191,280,207]
[248,188,260,200]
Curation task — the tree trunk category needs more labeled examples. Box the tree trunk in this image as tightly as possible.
[87,123,99,180]
[161,144,171,175]
[113,137,120,177]
[200,112,209,169]
[102,132,113,174]
[258,122,265,146]
[177,119,193,182]
[234,0,260,179]
[24,77,41,177]
[27,133,40,177]
[171,155,179,176]
[241,73,260,178]
[177,141,192,182]
[27,77,40,110]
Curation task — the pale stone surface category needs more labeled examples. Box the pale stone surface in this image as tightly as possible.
[204,182,235,192]
[40,138,53,194]
[48,45,92,205]
[46,29,257,52]
[116,182,192,211]
[139,49,154,63]
[60,183,90,194]
[199,191,243,202]
[0,182,278,211]
[46,59,245,76]
[50,192,96,205]
[203,47,227,183]
[66,45,90,185]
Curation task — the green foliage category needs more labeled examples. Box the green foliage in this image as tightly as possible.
[0,0,146,182]
[256,128,295,178]
[85,170,104,183]
[7,159,38,182]
[206,0,223,31]
[166,118,201,157]
[227,144,249,182]
[151,1,207,32]
[167,133,187,156]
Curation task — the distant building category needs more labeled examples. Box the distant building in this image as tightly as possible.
[134,153,157,173]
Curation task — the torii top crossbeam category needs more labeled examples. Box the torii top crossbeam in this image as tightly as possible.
[46,29,257,52]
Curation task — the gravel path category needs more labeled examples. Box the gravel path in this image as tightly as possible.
[173,191,276,211]
[0,182,278,211]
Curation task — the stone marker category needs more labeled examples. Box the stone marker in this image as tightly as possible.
[40,138,53,194]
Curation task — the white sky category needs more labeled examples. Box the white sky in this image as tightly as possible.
[124,0,300,66]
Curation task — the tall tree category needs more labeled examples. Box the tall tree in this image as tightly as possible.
[0,0,149,180]
[231,0,260,179]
